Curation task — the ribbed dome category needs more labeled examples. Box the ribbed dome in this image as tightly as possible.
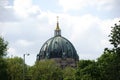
[37,36,79,60]
[37,17,79,61]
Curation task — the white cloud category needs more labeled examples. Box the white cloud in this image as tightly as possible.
[59,0,92,11]
[79,52,101,60]
[59,0,114,11]
[8,47,16,54]
[16,39,34,47]
[74,14,99,36]
[13,0,41,18]
[0,0,9,7]
[7,47,17,57]
[0,23,4,34]
[0,22,22,37]
[100,39,110,48]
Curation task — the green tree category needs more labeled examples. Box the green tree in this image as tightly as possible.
[75,60,101,80]
[63,67,76,80]
[109,22,120,49]
[98,48,120,80]
[97,21,120,80]
[0,37,8,58]
[108,21,120,80]
[31,60,62,80]
[0,37,8,80]
[81,63,101,80]
[0,58,8,80]
[6,57,24,80]
[75,60,94,79]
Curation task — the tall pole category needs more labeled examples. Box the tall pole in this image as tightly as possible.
[23,54,29,80]
[23,54,25,80]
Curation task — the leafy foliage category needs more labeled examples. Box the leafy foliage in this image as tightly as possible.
[63,67,76,80]
[97,21,120,80]
[0,37,8,80]
[30,60,62,80]
[0,37,8,57]
[6,57,24,80]
[109,22,120,48]
[0,58,8,80]
[97,50,116,80]
[75,60,101,80]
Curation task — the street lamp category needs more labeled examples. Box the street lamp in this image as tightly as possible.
[23,53,30,80]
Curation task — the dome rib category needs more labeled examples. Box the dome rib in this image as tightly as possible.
[38,36,79,61]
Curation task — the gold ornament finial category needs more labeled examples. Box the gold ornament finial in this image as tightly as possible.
[56,16,60,30]
[54,16,61,36]
[57,16,59,23]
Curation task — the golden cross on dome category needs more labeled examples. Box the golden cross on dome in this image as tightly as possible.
[57,16,59,23]
[56,16,60,30]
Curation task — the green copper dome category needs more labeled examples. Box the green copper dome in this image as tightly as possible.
[37,36,79,60]
[37,17,79,61]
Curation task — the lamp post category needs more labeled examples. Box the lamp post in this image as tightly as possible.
[23,53,30,80]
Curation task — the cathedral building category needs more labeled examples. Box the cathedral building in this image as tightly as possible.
[36,17,79,68]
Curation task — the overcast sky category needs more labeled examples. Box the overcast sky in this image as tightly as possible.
[0,0,120,66]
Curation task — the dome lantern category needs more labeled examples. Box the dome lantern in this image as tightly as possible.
[54,16,61,36]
